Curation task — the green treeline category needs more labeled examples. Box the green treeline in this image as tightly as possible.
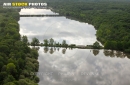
[30,38,72,48]
[0,8,39,85]
[29,37,102,49]
[48,1,130,53]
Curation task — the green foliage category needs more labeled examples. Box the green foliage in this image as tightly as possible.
[104,41,130,51]
[7,23,19,31]
[0,62,4,69]
[0,72,7,83]
[6,63,16,76]
[93,41,101,49]
[31,49,39,59]
[125,48,130,53]
[42,38,70,48]
[18,79,38,85]
[19,75,25,79]
[21,35,28,44]
[21,70,30,77]
[18,79,28,85]
[8,58,15,64]
[104,41,113,49]
[43,39,49,46]
[62,40,67,46]
[49,1,130,53]
[49,38,54,46]
[0,22,6,27]
[18,58,25,69]
[0,8,39,84]
[4,75,15,84]
[31,37,40,46]
[3,82,16,85]
[34,76,40,83]
[0,45,9,54]
[1,65,7,72]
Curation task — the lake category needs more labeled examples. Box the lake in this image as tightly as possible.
[19,8,130,85]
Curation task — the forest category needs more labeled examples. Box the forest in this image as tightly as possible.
[0,8,39,85]
[0,0,130,84]
[47,1,130,53]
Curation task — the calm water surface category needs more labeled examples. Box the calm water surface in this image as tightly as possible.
[19,9,130,85]
[19,9,97,45]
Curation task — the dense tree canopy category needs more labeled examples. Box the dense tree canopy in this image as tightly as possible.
[0,8,39,84]
[31,37,40,46]
[48,1,130,53]
[21,35,28,45]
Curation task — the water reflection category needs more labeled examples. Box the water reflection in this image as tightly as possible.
[19,9,130,85]
[57,48,60,51]
[92,49,99,56]
[103,50,127,58]
[44,47,49,53]
[19,9,97,45]
[31,46,40,51]
[43,47,70,54]
[42,47,129,59]
[38,47,130,85]
[62,48,66,54]
[49,47,54,54]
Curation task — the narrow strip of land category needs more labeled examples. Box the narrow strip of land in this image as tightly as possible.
[20,14,63,17]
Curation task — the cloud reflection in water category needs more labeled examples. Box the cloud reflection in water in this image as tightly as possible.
[19,9,97,45]
[19,9,130,85]
[38,47,130,85]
